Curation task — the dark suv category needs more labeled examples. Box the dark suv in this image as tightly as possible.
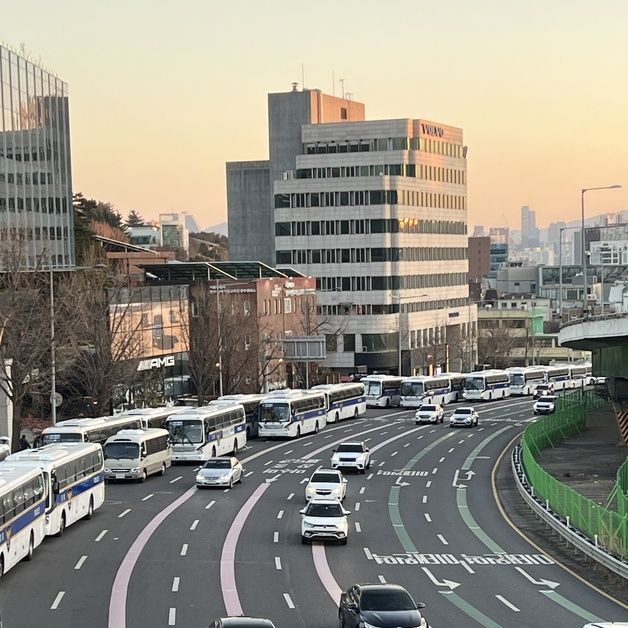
[339,583,428,627]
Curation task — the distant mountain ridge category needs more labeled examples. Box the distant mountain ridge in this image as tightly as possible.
[203,221,228,236]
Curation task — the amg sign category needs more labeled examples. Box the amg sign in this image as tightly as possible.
[421,123,444,137]
[137,355,175,371]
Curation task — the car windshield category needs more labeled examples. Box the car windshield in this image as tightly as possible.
[167,419,204,444]
[104,442,139,460]
[456,408,472,415]
[336,444,363,453]
[420,405,436,411]
[465,377,485,391]
[306,502,343,517]
[540,396,557,402]
[259,404,290,422]
[364,382,382,397]
[311,473,339,483]
[203,459,231,469]
[360,589,416,611]
[401,381,424,396]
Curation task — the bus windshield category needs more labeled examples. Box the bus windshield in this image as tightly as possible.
[104,442,140,460]
[42,432,83,446]
[363,382,382,397]
[465,377,485,391]
[510,374,525,387]
[401,381,424,396]
[259,404,290,422]
[167,419,204,444]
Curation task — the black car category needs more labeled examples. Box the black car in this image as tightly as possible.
[338,583,428,627]
[210,618,275,628]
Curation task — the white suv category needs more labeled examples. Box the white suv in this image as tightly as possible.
[301,497,350,545]
[450,406,479,427]
[415,403,445,424]
[330,442,371,473]
[533,395,557,414]
[305,468,347,502]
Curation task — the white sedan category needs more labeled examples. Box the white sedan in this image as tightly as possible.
[449,407,479,428]
[305,468,348,502]
[415,403,445,424]
[196,457,243,488]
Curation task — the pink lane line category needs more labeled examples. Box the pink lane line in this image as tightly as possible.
[220,483,271,616]
[108,487,196,628]
[312,543,342,605]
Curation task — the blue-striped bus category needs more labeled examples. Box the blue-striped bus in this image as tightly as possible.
[258,390,327,438]
[463,369,511,401]
[544,366,571,391]
[400,375,462,407]
[0,465,46,577]
[6,443,105,536]
[311,383,366,423]
[362,375,403,408]
[165,404,247,462]
[214,394,268,438]
[507,367,547,396]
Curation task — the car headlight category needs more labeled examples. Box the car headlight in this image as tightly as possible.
[303,521,315,528]
[306,486,316,494]
[130,468,139,473]
[195,474,203,482]
[331,486,342,495]
[104,467,111,473]
[331,455,339,462]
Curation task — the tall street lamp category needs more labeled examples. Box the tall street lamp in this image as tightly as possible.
[580,184,622,312]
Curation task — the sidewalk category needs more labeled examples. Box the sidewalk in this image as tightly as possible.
[535,402,627,508]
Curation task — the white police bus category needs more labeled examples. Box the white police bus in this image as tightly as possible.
[311,383,366,422]
[507,367,547,396]
[41,415,143,446]
[6,443,104,537]
[215,394,268,438]
[400,375,460,407]
[119,407,182,429]
[464,369,511,401]
[165,404,247,462]
[258,390,327,438]
[362,375,403,408]
[568,363,592,388]
[0,465,46,575]
[544,365,572,391]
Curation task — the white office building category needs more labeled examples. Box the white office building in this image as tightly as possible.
[273,113,475,375]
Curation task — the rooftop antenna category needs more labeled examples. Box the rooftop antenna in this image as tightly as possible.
[332,70,335,96]
[346,92,353,101]
[301,63,305,90]
[339,78,345,99]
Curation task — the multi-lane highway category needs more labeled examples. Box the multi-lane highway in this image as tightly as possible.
[1,398,626,627]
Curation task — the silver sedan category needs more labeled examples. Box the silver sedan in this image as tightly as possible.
[196,456,243,488]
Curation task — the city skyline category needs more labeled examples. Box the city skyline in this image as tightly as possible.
[3,0,627,230]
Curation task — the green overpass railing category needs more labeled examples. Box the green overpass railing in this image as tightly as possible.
[521,391,628,560]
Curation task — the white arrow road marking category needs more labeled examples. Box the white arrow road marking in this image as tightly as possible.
[515,566,560,589]
[496,594,520,612]
[452,469,475,488]
[421,567,460,590]
[395,476,410,487]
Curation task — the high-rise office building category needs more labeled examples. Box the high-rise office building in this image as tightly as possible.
[0,44,74,269]
[520,205,539,248]
[226,86,364,264]
[271,105,473,374]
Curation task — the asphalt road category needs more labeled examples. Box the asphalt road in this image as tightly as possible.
[0,398,626,628]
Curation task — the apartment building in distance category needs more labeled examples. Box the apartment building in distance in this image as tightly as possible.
[0,44,75,268]
[263,89,475,375]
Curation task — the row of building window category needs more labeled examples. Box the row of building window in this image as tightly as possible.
[0,225,69,240]
[0,146,55,162]
[275,218,467,237]
[0,196,69,213]
[276,246,468,265]
[295,163,466,186]
[0,172,55,184]
[275,189,467,211]
[316,273,467,292]
[317,297,469,317]
[303,137,464,158]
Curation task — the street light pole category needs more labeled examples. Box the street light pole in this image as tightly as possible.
[49,265,57,425]
[215,279,224,397]
[581,184,622,313]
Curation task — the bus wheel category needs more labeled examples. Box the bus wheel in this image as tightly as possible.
[246,426,251,439]
[211,447,216,458]
[140,469,147,483]
[314,423,319,434]
[335,413,340,423]
[85,497,94,520]
[0,555,4,580]
[25,533,34,561]
[57,513,66,538]
[233,441,238,454]
[354,408,359,419]
[160,463,167,476]
[385,399,390,407]
[296,426,301,438]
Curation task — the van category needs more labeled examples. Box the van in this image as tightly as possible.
[103,428,171,481]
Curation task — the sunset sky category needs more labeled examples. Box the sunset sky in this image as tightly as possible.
[3,0,627,230]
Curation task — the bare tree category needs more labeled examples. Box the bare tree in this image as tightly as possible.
[477,321,516,369]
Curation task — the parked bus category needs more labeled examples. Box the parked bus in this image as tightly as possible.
[6,443,104,537]
[568,363,593,388]
[464,369,511,401]
[441,373,466,401]
[41,415,143,446]
[400,375,463,407]
[362,375,403,408]
[104,428,171,481]
[119,407,182,429]
[165,404,247,462]
[544,366,571,391]
[0,465,46,575]
[258,390,327,438]
[311,383,366,423]
[507,367,547,396]
[214,394,268,438]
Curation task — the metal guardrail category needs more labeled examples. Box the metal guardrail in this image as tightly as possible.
[560,311,628,330]
[512,443,628,580]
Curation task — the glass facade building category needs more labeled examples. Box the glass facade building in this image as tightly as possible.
[0,45,74,269]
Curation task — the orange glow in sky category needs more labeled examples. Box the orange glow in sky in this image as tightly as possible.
[4,0,627,230]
